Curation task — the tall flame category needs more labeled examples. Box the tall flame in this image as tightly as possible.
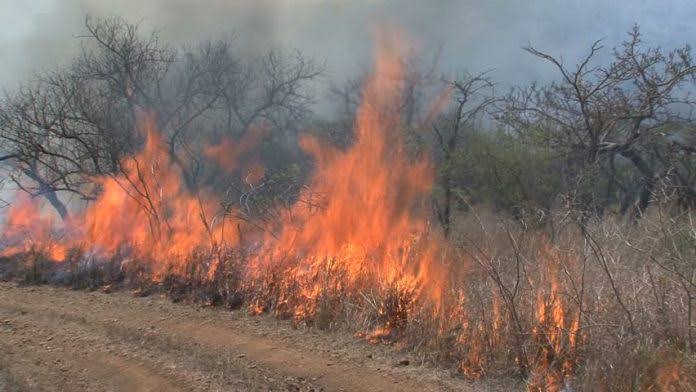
[247,29,446,322]
[1,113,243,278]
[0,26,614,389]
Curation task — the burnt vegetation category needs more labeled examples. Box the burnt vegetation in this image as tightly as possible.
[1,17,696,391]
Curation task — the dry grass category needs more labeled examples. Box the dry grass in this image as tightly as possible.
[2,205,695,391]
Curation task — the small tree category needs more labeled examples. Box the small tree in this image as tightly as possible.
[499,25,696,217]
[432,72,496,236]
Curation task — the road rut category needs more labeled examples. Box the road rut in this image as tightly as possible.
[0,282,487,391]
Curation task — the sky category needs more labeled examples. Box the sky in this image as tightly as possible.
[2,0,696,99]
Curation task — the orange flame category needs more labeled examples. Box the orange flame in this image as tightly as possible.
[0,195,68,261]
[2,113,243,279]
[247,29,447,324]
[528,243,582,392]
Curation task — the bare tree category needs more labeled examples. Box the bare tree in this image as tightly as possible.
[0,71,102,220]
[433,72,496,237]
[0,16,322,221]
[499,25,696,216]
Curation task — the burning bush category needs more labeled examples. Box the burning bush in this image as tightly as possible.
[0,24,695,392]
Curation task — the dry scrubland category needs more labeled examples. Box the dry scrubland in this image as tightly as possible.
[0,17,696,392]
[1,207,695,391]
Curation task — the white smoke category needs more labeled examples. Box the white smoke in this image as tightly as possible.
[1,0,695,100]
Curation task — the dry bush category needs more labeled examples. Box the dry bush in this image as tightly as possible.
[66,247,125,289]
[436,205,696,390]
[157,246,247,308]
[12,246,64,285]
[245,255,359,327]
[2,204,694,391]
[121,202,696,390]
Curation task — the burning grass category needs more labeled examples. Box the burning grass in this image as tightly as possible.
[1,29,695,391]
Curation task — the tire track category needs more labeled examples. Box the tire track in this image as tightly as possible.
[0,282,489,391]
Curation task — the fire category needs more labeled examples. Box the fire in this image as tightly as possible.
[1,30,447,325]
[205,124,268,185]
[528,243,581,392]
[0,25,616,389]
[1,112,243,279]
[247,29,447,326]
[0,194,68,262]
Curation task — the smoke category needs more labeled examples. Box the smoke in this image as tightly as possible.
[2,0,696,102]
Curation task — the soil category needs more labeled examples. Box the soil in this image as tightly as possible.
[0,282,516,391]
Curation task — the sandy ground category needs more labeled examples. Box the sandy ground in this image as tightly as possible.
[0,282,515,391]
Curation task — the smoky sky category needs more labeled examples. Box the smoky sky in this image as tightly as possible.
[3,0,696,107]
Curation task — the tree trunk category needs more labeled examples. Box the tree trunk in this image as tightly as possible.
[23,165,70,222]
[620,148,656,216]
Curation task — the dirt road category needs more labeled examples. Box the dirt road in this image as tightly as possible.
[0,282,498,392]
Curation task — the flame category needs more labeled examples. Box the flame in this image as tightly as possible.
[0,26,614,388]
[0,26,453,376]
[80,116,230,277]
[1,113,243,279]
[528,243,581,392]
[205,124,268,180]
[1,30,447,322]
[247,29,447,325]
[0,195,68,261]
